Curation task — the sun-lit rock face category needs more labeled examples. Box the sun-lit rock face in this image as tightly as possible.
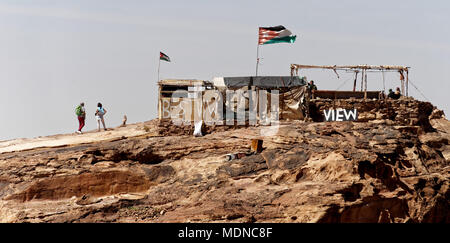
[0,98,448,223]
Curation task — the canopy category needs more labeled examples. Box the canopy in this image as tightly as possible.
[212,76,306,88]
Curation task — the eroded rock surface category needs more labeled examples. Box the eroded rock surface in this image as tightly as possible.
[0,99,448,223]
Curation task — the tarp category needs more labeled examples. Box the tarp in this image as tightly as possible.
[215,76,306,88]
[280,86,308,120]
[253,76,306,88]
[221,77,252,88]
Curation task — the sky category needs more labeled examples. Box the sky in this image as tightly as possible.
[0,0,449,140]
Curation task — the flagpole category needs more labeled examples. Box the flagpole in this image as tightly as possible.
[255,44,260,77]
[158,57,161,82]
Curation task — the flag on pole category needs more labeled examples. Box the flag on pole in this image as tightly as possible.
[160,52,171,62]
[258,25,297,45]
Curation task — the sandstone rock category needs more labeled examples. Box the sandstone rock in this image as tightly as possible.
[0,98,448,223]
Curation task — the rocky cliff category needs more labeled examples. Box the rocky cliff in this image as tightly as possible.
[0,98,448,223]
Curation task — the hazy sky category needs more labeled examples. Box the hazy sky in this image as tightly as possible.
[0,0,449,140]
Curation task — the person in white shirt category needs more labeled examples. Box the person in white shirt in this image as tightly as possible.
[95,102,108,132]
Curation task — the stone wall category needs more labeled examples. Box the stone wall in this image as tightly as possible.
[308,97,445,132]
[157,97,446,135]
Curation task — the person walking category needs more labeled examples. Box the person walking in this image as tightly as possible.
[75,102,86,134]
[95,103,107,131]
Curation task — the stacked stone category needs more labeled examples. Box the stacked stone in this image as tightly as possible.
[309,97,443,127]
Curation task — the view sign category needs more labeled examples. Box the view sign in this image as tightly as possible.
[323,109,358,122]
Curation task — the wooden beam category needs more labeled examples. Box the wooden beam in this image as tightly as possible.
[291,64,409,72]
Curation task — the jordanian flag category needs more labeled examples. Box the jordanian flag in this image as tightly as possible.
[160,52,171,62]
[258,25,297,45]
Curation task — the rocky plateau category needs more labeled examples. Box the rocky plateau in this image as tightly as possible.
[0,98,448,223]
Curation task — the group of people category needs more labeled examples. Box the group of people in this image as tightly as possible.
[301,76,318,91]
[75,102,108,134]
[305,76,402,100]
[387,87,402,100]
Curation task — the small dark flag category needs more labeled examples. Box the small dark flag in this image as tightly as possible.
[160,52,171,62]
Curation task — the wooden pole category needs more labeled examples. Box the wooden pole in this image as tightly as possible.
[403,80,405,95]
[401,79,405,96]
[406,69,409,97]
[364,69,368,99]
[360,69,364,91]
[400,70,405,95]
[353,71,358,92]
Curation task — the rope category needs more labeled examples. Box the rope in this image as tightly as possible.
[408,78,430,102]
[335,75,353,91]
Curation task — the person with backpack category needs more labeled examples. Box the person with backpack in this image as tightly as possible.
[95,102,107,132]
[75,102,86,134]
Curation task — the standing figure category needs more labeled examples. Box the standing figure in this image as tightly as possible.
[95,102,107,131]
[121,115,127,127]
[308,80,318,99]
[308,80,318,91]
[75,102,86,134]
